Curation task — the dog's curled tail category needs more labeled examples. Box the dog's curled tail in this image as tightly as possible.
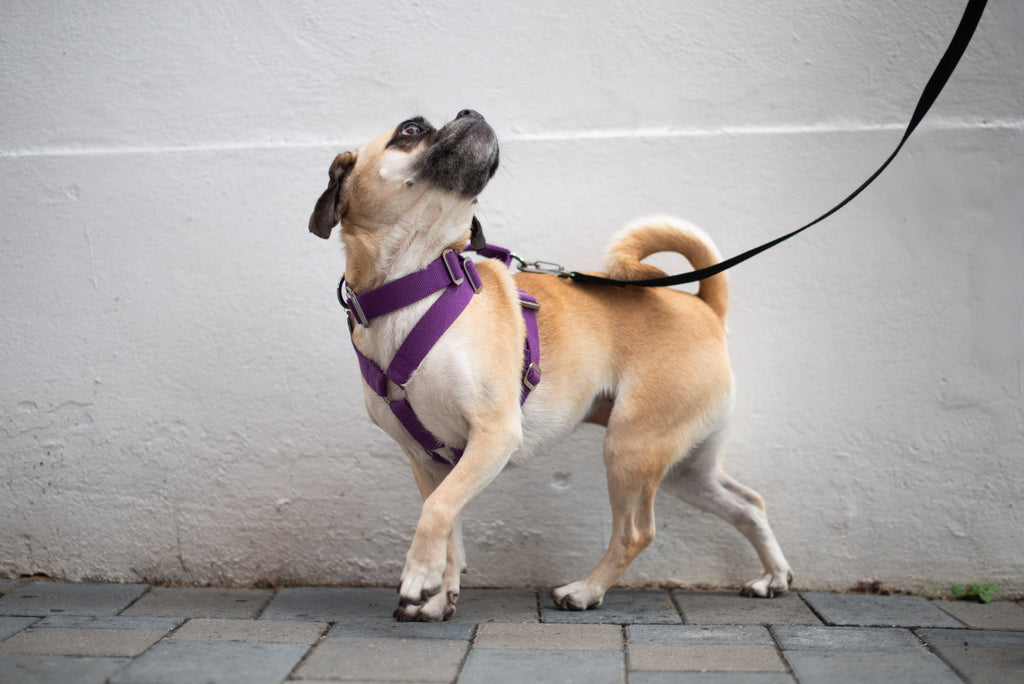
[604,216,729,319]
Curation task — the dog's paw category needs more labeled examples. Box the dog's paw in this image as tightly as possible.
[397,573,443,608]
[397,553,446,608]
[550,581,604,611]
[394,588,458,622]
[740,570,794,598]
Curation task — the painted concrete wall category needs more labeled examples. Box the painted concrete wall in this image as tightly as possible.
[2,1,1022,596]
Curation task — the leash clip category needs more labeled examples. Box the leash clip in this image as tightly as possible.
[512,253,567,276]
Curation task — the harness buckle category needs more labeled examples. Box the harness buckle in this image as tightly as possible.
[442,249,465,286]
[523,363,542,391]
[519,296,540,310]
[341,280,371,328]
[463,256,483,293]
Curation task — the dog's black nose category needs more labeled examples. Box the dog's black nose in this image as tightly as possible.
[456,109,482,120]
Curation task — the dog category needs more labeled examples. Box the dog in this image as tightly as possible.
[308,110,793,621]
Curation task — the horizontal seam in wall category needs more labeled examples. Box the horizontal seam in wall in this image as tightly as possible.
[1,119,1020,160]
[507,118,1023,143]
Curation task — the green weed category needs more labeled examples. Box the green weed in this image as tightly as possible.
[951,582,996,603]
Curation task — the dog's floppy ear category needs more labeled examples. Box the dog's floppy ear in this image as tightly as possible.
[309,151,357,239]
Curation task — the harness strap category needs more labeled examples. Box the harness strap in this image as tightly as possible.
[518,290,542,404]
[339,249,480,326]
[353,344,459,462]
[471,243,515,268]
[342,247,541,466]
[388,267,479,385]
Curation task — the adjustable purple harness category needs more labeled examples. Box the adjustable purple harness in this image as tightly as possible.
[337,244,541,466]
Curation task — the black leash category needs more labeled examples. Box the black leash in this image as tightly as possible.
[566,0,988,288]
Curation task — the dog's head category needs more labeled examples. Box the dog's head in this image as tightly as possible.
[308,110,499,245]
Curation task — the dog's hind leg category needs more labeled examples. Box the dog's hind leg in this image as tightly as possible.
[660,429,793,597]
[550,430,676,611]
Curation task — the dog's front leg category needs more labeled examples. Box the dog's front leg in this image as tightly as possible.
[396,425,519,621]
[394,455,468,621]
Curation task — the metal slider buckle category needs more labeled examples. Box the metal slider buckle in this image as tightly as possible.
[523,363,542,391]
[463,256,483,293]
[342,280,371,328]
[519,295,541,310]
[442,249,465,286]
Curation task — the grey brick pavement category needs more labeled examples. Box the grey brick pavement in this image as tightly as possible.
[0,580,1021,683]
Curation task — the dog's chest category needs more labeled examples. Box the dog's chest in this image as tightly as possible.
[354,298,475,448]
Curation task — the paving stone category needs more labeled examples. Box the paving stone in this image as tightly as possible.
[475,622,623,650]
[0,582,148,617]
[932,599,1024,630]
[628,625,773,645]
[327,616,475,640]
[918,626,1024,649]
[259,587,396,622]
[110,639,308,684]
[776,624,963,684]
[0,654,131,684]
[672,590,822,626]
[0,617,39,642]
[459,648,625,684]
[800,592,965,627]
[628,643,787,673]
[917,628,1024,683]
[625,626,783,675]
[174,618,327,644]
[541,589,682,624]
[0,627,168,657]
[0,580,21,597]
[783,651,962,683]
[772,625,924,652]
[33,615,183,631]
[294,636,469,682]
[450,588,540,623]
[629,674,795,684]
[121,586,274,618]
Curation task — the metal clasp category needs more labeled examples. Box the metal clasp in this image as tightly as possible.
[442,249,465,286]
[463,255,483,293]
[523,363,542,391]
[339,278,371,328]
[511,253,567,276]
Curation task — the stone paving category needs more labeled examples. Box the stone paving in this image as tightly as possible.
[0,580,1021,683]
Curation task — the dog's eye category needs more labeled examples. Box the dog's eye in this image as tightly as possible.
[400,122,423,136]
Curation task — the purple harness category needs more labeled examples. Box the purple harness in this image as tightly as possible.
[337,244,541,465]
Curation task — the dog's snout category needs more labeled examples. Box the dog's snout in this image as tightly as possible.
[412,109,497,198]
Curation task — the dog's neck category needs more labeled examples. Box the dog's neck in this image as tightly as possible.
[341,201,477,293]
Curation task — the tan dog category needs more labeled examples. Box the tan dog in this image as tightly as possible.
[309,110,792,621]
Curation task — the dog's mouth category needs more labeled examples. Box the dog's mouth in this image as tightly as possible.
[413,110,499,198]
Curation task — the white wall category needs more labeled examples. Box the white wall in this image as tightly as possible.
[2,0,1022,596]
